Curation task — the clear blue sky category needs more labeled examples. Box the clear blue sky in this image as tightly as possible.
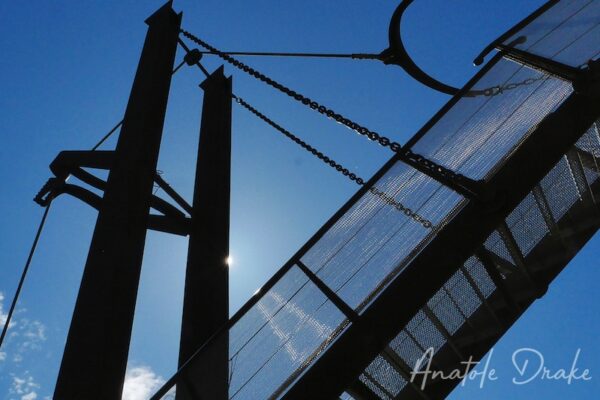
[0,1,598,399]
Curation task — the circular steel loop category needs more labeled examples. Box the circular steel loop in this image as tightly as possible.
[384,0,462,96]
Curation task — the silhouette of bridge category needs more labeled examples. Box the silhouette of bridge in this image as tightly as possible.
[2,1,598,399]
[152,2,600,399]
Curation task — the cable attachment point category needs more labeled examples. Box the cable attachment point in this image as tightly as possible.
[184,48,203,66]
[34,177,64,206]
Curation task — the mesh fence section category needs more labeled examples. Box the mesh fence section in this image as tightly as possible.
[229,268,347,399]
[427,288,467,336]
[540,156,581,221]
[409,58,572,180]
[506,193,551,256]
[362,253,502,398]
[364,355,408,398]
[360,122,600,399]
[359,371,393,400]
[575,122,600,156]
[573,123,600,189]
[172,265,348,400]
[483,230,517,269]
[505,0,600,67]
[389,330,428,370]
[463,256,496,298]
[405,310,446,354]
[444,269,483,320]
[301,163,465,311]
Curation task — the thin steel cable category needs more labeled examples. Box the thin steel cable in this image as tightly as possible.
[0,202,52,350]
[91,119,123,151]
[90,57,186,151]
[3,55,191,354]
[8,56,191,350]
[195,50,380,60]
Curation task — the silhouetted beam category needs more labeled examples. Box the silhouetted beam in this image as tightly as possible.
[154,173,193,215]
[53,3,180,399]
[177,66,232,400]
[475,248,522,315]
[282,78,600,399]
[532,185,560,236]
[381,348,430,400]
[496,223,542,295]
[573,146,600,174]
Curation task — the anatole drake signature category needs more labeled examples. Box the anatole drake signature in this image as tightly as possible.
[410,347,592,390]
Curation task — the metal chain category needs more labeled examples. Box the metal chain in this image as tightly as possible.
[180,30,473,190]
[181,30,396,146]
[234,95,433,229]
[234,95,366,185]
[482,75,546,97]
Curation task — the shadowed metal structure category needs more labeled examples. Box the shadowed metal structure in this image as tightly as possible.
[20,1,599,399]
[178,66,232,400]
[148,1,600,399]
[50,3,182,399]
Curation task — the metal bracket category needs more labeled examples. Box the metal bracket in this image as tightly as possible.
[496,43,581,82]
[35,150,192,236]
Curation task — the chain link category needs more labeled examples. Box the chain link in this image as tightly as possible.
[180,30,474,192]
[234,96,366,186]
[234,95,433,229]
[482,75,545,97]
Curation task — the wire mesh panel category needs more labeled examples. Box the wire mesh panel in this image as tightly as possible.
[301,164,465,312]
[409,58,572,180]
[540,156,582,221]
[355,120,600,399]
[161,265,348,400]
[505,0,600,67]
[505,193,551,256]
[361,356,408,399]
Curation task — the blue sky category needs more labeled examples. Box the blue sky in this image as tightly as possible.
[0,1,598,399]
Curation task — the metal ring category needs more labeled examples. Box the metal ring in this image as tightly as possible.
[382,0,462,96]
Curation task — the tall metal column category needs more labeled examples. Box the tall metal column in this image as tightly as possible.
[177,66,232,400]
[53,3,180,399]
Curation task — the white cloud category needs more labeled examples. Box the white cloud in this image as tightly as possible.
[1,293,49,397]
[9,372,40,398]
[1,292,8,327]
[22,392,38,400]
[122,366,165,400]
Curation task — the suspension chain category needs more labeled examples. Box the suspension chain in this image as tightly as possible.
[234,95,433,229]
[180,30,476,194]
[483,75,546,97]
[234,95,365,185]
